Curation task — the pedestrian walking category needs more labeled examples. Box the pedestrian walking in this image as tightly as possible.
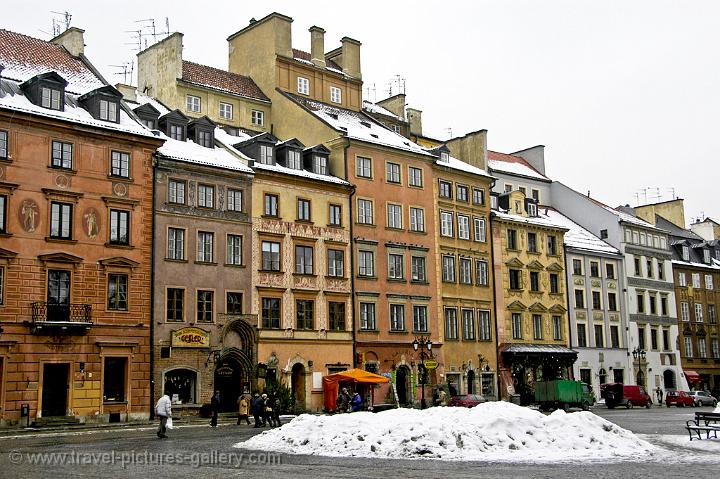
[210,390,220,427]
[261,393,272,427]
[155,394,172,439]
[251,393,263,428]
[655,386,663,404]
[271,392,282,427]
[350,391,362,412]
[237,394,250,425]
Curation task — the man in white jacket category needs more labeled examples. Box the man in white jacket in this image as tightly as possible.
[156,394,172,438]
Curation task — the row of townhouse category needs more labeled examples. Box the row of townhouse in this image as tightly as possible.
[1,12,718,424]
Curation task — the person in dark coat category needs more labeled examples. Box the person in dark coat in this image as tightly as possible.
[251,393,263,428]
[336,387,350,413]
[261,393,271,427]
[271,392,282,427]
[350,391,362,412]
[210,390,220,427]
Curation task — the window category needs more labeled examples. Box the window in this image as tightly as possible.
[388,253,404,279]
[295,245,313,274]
[196,290,213,322]
[411,256,426,282]
[408,167,423,187]
[527,203,537,217]
[198,184,214,208]
[387,204,402,229]
[575,290,585,308]
[589,261,599,278]
[109,210,129,245]
[357,199,374,224]
[531,189,540,202]
[41,86,62,110]
[699,338,708,358]
[662,328,669,350]
[0,130,7,159]
[197,231,214,262]
[226,189,242,212]
[328,249,344,277]
[442,255,456,282]
[473,217,486,242]
[459,258,472,284]
[682,246,690,261]
[509,269,522,290]
[594,324,604,347]
[220,102,232,120]
[256,145,272,166]
[358,250,375,277]
[507,229,517,250]
[330,86,342,103]
[167,228,184,260]
[169,124,185,141]
[649,295,657,315]
[226,235,242,265]
[356,157,372,178]
[261,241,280,271]
[692,273,701,288]
[456,185,469,202]
[457,215,470,240]
[328,204,342,226]
[504,184,513,193]
[51,140,73,169]
[478,310,492,340]
[462,309,475,340]
[678,272,687,287]
[297,77,310,95]
[197,129,213,148]
[0,195,6,233]
[107,274,128,311]
[390,304,405,331]
[251,110,264,126]
[646,259,654,278]
[410,207,425,232]
[475,260,488,286]
[439,180,452,198]
[166,288,184,322]
[530,271,540,292]
[413,305,428,333]
[296,300,314,330]
[650,328,658,350]
[168,179,185,204]
[99,99,118,122]
[577,323,587,347]
[638,326,646,350]
[262,297,281,329]
[297,199,311,222]
[50,202,72,239]
[386,162,401,183]
[547,235,557,255]
[226,292,243,314]
[440,211,454,237]
[592,291,602,309]
[685,336,693,358]
[553,315,562,340]
[634,257,642,276]
[329,302,346,330]
[681,302,690,321]
[512,313,522,339]
[313,155,328,175]
[281,150,300,171]
[608,292,617,311]
[713,338,720,359]
[695,303,704,322]
[704,249,711,264]
[264,194,278,217]
[636,293,645,313]
[473,188,485,205]
[186,95,200,112]
[606,263,615,279]
[525,232,537,253]
[360,303,376,330]
[709,304,717,324]
[706,274,714,290]
[533,315,543,340]
[660,295,666,316]
[519,186,527,195]
[445,308,458,339]
[550,273,559,294]
[610,325,620,348]
[103,357,126,402]
[110,151,130,178]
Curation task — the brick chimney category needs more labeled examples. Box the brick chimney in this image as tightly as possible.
[51,27,85,57]
[407,108,423,136]
[137,32,183,99]
[309,26,326,68]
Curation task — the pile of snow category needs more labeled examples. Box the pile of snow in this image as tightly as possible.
[237,402,656,462]
[714,404,720,413]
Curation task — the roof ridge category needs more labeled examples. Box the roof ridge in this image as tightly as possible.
[182,60,252,80]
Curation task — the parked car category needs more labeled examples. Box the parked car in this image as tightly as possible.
[665,390,695,407]
[447,394,487,407]
[601,383,652,409]
[687,391,718,407]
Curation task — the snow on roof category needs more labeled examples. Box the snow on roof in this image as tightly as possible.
[362,100,404,122]
[493,208,568,231]
[0,78,154,138]
[238,401,656,462]
[253,161,350,186]
[157,127,253,173]
[291,49,345,76]
[487,150,549,181]
[0,29,105,95]
[671,259,720,270]
[284,92,432,156]
[127,90,171,115]
[544,208,620,255]
[437,155,494,179]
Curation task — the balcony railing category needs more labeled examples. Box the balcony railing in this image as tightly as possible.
[31,302,92,333]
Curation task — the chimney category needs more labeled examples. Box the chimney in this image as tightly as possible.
[309,26,326,68]
[377,93,406,120]
[445,130,488,170]
[115,83,137,102]
[407,108,423,136]
[340,37,361,80]
[137,32,183,100]
[51,27,85,57]
[512,145,546,176]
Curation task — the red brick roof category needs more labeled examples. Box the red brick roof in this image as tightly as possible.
[0,29,103,94]
[291,48,343,72]
[487,150,548,179]
[181,61,269,102]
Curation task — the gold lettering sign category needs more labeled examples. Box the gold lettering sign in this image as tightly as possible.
[171,327,210,348]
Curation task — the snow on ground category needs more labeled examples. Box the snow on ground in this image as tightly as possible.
[714,404,720,413]
[236,402,656,462]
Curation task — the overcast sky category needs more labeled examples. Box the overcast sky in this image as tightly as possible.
[5,0,719,226]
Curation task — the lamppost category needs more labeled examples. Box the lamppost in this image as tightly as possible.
[412,336,433,409]
[632,347,647,388]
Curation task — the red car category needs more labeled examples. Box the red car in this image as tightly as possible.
[666,390,695,407]
[447,394,487,407]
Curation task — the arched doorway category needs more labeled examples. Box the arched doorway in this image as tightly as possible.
[663,369,677,390]
[636,370,646,389]
[291,363,306,409]
[598,368,607,385]
[396,365,410,406]
[467,370,475,394]
[214,356,246,412]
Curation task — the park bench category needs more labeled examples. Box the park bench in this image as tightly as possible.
[685,412,720,441]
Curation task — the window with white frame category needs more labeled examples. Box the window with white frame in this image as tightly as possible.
[408,167,423,187]
[462,309,475,340]
[512,313,522,339]
[295,245,314,274]
[360,302,376,330]
[457,215,470,240]
[388,253,404,279]
[695,303,704,322]
[329,204,342,226]
[168,179,185,204]
[445,308,458,339]
[678,272,687,287]
[109,209,130,245]
[440,211,454,237]
[386,162,401,183]
[459,258,472,284]
[313,156,328,175]
[51,140,73,169]
[226,235,242,265]
[439,180,452,198]
[685,336,693,357]
[456,185,469,202]
[478,310,491,340]
[527,203,537,217]
[357,199,374,224]
[327,249,344,277]
[705,274,714,290]
[692,273,701,288]
[259,144,273,165]
[411,256,426,282]
[704,249,711,263]
[472,188,485,205]
[261,241,280,271]
[358,250,375,277]
[297,198,311,221]
[442,255,456,282]
[219,102,233,120]
[709,304,717,324]
[287,149,302,169]
[713,338,720,358]
[473,217,486,242]
[410,207,425,232]
[41,86,62,110]
[475,260,488,286]
[330,86,342,103]
[682,246,690,261]
[264,194,278,217]
[227,189,242,212]
[553,315,563,340]
[699,338,708,358]
[356,157,372,178]
[387,204,402,229]
[110,151,130,178]
[533,314,543,340]
[186,95,201,112]
[167,228,184,260]
[49,202,72,239]
[413,305,428,332]
[198,184,214,208]
[390,304,405,331]
[681,302,690,321]
[297,77,310,95]
[0,130,7,159]
[251,110,264,126]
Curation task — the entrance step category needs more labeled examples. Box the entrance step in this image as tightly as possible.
[31,417,81,428]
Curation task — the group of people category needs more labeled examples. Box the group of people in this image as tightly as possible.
[238,392,282,428]
[336,387,363,413]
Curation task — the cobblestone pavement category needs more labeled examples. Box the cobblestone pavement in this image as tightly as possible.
[0,405,717,478]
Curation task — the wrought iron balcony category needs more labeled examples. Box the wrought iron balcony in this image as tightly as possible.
[30,302,92,333]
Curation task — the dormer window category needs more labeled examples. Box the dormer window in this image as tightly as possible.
[41,86,62,110]
[99,99,118,122]
[682,245,690,261]
[197,129,213,148]
[21,72,68,112]
[170,124,185,141]
[78,86,122,123]
[188,116,216,149]
[704,249,711,263]
[527,203,538,217]
[313,155,328,175]
[288,150,302,169]
[159,110,189,141]
[440,152,449,162]
[259,145,274,165]
[133,103,161,130]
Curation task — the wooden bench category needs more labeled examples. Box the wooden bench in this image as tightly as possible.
[686,420,720,441]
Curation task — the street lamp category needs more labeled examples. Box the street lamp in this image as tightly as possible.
[632,348,647,387]
[412,336,433,409]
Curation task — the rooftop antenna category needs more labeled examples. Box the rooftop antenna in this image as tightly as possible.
[445,128,453,139]
[110,61,134,85]
[50,11,72,36]
[124,29,145,51]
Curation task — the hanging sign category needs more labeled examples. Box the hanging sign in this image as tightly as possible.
[171,327,210,348]
[423,359,439,370]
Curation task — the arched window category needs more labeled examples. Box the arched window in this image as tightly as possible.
[164,369,197,404]
[598,368,607,385]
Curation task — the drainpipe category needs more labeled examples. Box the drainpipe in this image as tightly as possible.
[488,178,502,399]
[564,244,574,380]
[149,157,157,420]
[343,138,358,368]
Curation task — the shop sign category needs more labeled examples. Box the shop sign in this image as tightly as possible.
[423,359,439,370]
[171,327,210,348]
